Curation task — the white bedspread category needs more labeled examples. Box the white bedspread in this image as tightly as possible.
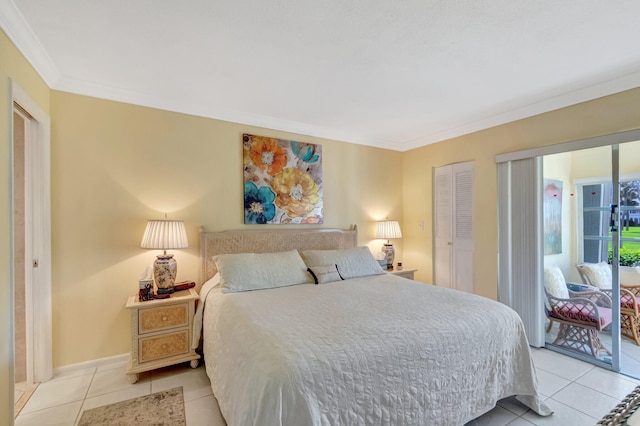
[201,274,550,426]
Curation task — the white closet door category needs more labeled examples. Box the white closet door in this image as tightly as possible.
[434,166,453,288]
[453,163,474,293]
[434,162,474,292]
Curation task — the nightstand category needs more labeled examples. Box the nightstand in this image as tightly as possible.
[125,288,200,383]
[386,269,417,280]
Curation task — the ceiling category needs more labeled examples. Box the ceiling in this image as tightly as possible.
[3,1,640,151]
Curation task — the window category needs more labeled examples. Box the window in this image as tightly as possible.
[578,179,640,266]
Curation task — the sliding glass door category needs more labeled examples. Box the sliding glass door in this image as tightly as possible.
[570,141,640,377]
[543,144,622,371]
[497,129,640,378]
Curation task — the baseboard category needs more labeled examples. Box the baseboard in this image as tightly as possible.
[53,353,129,378]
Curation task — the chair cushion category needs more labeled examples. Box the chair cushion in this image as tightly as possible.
[580,262,612,289]
[550,305,612,328]
[544,265,569,299]
[597,306,613,327]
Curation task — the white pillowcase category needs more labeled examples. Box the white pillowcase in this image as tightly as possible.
[580,262,612,289]
[543,265,569,299]
[213,250,312,293]
[302,246,384,279]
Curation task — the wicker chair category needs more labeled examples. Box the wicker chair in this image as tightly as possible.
[544,265,613,357]
[577,263,640,345]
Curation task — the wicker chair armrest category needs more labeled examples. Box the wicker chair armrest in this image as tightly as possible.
[600,288,638,310]
[567,290,613,308]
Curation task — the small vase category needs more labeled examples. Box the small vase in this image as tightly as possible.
[154,254,177,293]
[382,243,395,270]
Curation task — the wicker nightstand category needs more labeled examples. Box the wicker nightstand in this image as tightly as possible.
[386,269,417,280]
[125,288,200,383]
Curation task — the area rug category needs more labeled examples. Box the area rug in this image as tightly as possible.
[599,385,640,426]
[78,386,185,426]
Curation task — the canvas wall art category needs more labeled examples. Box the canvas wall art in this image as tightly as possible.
[243,133,323,224]
[543,179,563,255]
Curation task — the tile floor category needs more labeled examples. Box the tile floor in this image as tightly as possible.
[14,347,640,425]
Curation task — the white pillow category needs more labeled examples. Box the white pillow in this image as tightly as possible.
[543,265,569,299]
[580,262,612,289]
[213,250,312,293]
[302,246,384,279]
[307,264,343,284]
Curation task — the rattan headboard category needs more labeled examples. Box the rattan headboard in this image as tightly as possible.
[199,226,358,283]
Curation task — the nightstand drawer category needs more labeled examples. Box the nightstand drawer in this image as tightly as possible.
[139,329,189,363]
[139,303,189,334]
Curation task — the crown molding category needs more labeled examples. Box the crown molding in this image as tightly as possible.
[0,0,60,86]
[56,66,640,153]
[397,67,640,152]
[53,74,398,149]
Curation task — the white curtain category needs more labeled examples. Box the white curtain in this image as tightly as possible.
[497,157,545,347]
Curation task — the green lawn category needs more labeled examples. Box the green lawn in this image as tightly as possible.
[619,226,640,250]
[608,226,640,265]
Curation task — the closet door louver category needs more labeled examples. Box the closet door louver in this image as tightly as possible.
[434,162,474,293]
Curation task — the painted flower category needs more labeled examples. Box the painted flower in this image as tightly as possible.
[244,181,276,224]
[291,142,319,163]
[243,163,259,183]
[248,136,287,176]
[300,216,323,224]
[272,168,320,218]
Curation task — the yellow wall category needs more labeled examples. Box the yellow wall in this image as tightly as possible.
[402,87,640,299]
[0,29,50,426]
[50,90,403,366]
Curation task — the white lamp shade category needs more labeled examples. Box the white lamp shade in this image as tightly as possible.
[141,220,189,250]
[375,220,402,240]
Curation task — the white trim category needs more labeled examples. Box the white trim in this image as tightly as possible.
[11,80,52,383]
[0,1,60,87]
[48,69,640,152]
[575,173,640,186]
[495,128,640,163]
[52,353,129,378]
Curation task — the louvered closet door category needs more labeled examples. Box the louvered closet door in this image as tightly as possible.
[434,166,453,288]
[434,162,475,292]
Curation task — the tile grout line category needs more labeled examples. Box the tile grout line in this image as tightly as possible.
[73,369,98,426]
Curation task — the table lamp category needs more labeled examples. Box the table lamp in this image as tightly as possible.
[375,220,402,270]
[141,219,189,294]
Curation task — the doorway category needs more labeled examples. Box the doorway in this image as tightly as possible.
[497,129,640,378]
[542,141,640,378]
[10,81,53,398]
[13,105,28,385]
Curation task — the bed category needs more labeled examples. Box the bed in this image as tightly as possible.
[195,227,551,425]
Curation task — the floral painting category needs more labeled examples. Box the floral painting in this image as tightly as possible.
[543,179,563,255]
[243,133,323,224]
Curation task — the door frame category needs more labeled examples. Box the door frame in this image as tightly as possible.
[11,80,52,383]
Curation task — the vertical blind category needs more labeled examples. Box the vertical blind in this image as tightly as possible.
[497,157,545,347]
